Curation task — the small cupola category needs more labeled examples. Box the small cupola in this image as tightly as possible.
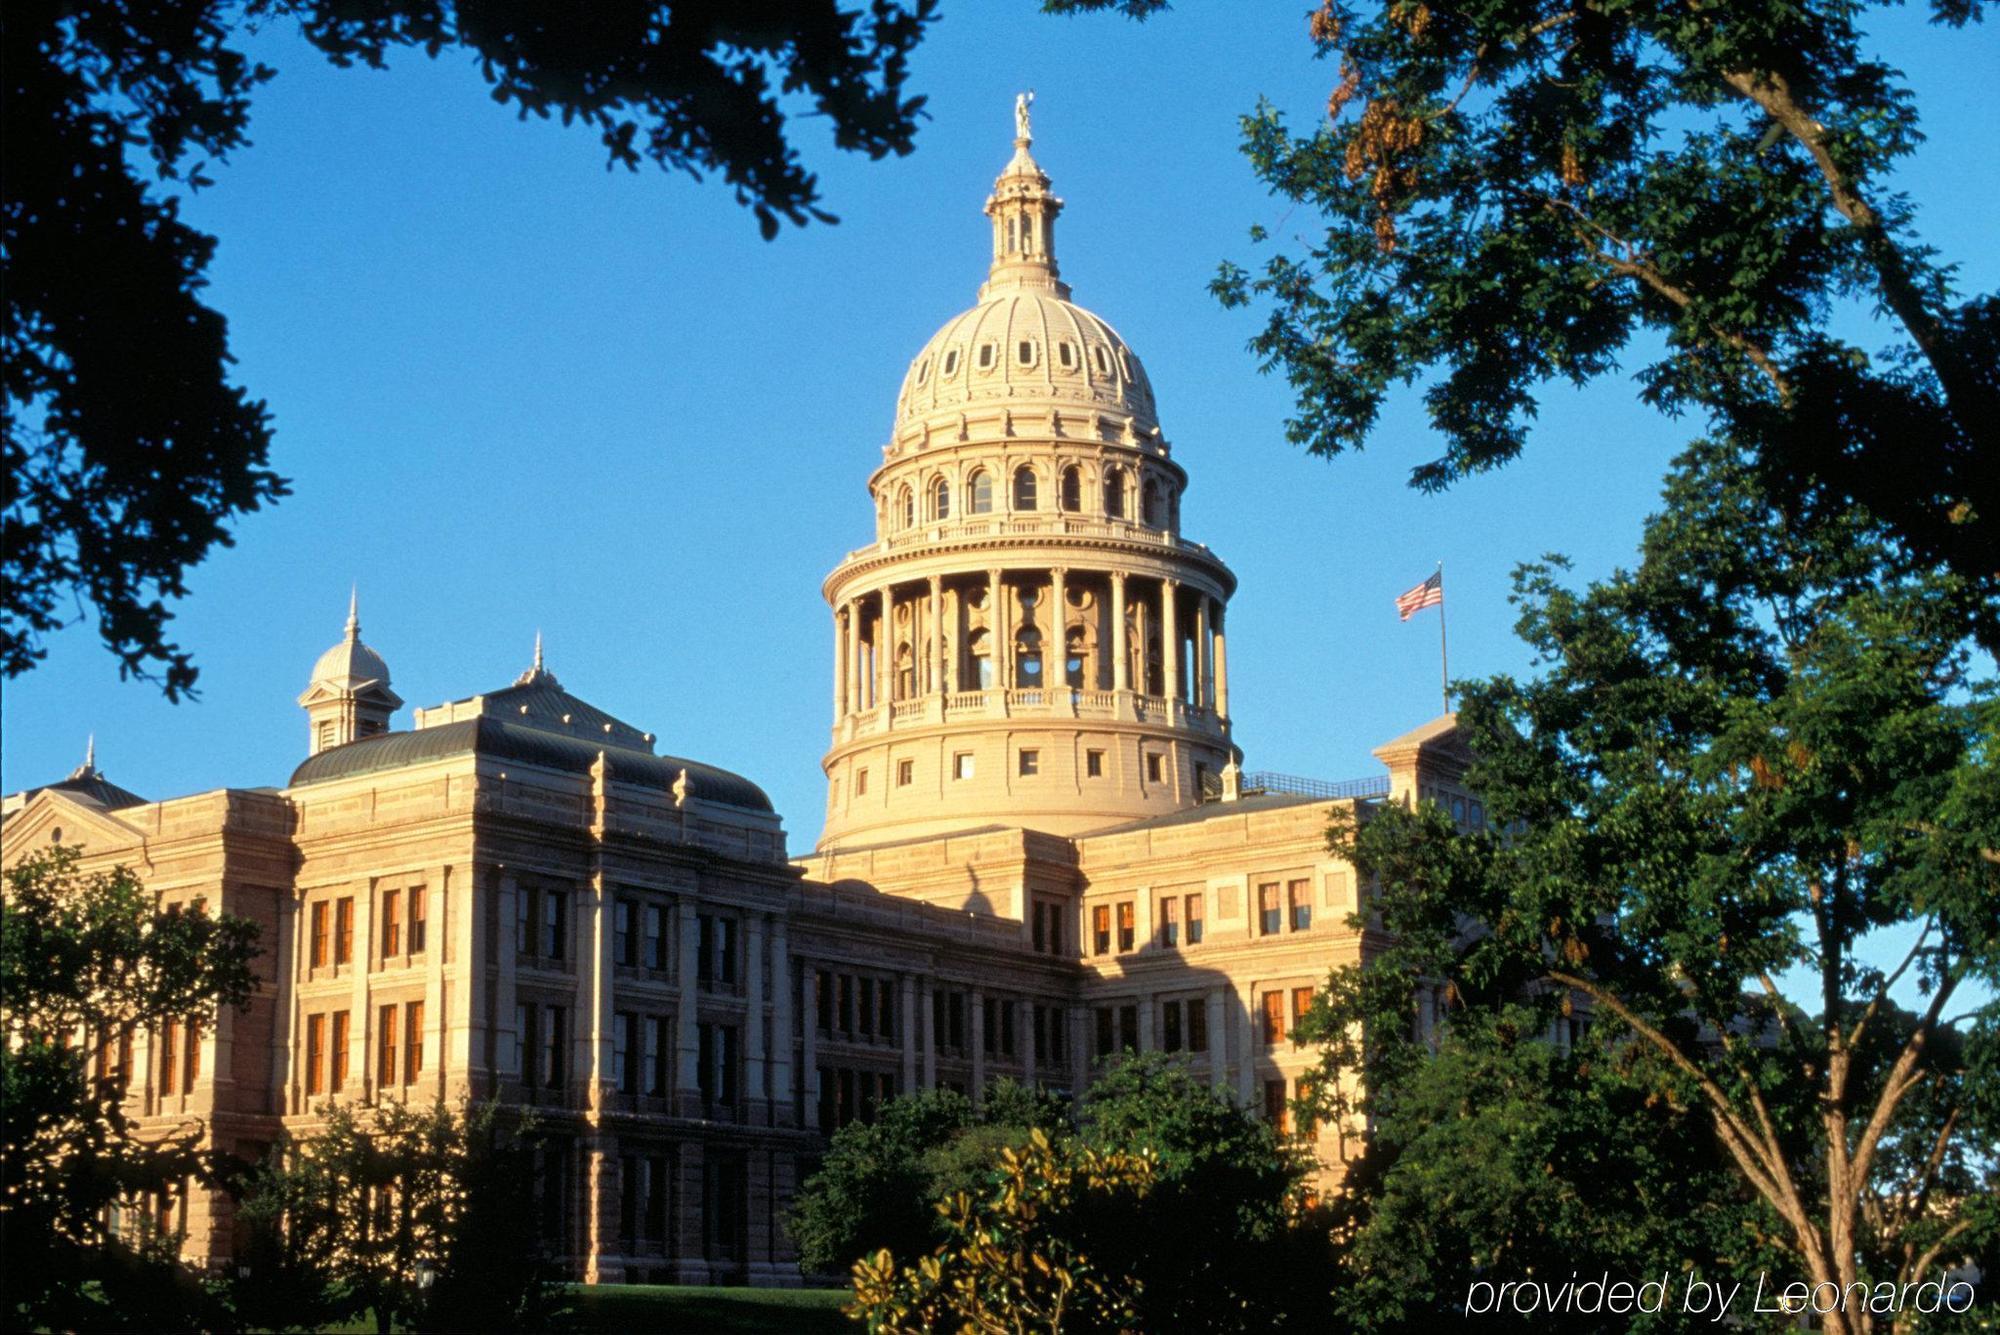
[298,589,402,755]
[980,92,1069,301]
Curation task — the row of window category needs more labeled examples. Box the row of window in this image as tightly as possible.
[306,887,427,971]
[818,1066,900,1131]
[855,747,1161,796]
[301,1000,424,1096]
[914,338,1122,386]
[1091,988,1314,1058]
[524,891,742,993]
[816,971,897,1044]
[894,464,1173,528]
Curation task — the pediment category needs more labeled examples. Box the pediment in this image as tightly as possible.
[1,789,148,863]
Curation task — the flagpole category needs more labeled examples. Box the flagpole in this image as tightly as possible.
[1437,561,1450,716]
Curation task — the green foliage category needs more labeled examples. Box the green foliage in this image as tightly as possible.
[232,1099,559,1334]
[0,847,261,1331]
[3,0,939,693]
[789,1080,1065,1274]
[1300,440,1998,1331]
[1077,1053,1336,1331]
[848,1128,1157,1335]
[1085,0,2000,642]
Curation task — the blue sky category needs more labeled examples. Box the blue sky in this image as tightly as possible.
[4,2,1995,859]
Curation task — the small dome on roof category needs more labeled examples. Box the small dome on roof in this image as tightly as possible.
[308,592,391,690]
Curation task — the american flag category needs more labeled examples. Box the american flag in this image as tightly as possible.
[1395,570,1444,621]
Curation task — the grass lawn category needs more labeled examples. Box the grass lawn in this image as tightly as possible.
[566,1284,852,1334]
[317,1284,851,1333]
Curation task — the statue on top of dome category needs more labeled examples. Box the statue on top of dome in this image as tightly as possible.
[1015,90,1035,143]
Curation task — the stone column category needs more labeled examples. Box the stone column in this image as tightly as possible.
[676,901,701,1118]
[1110,572,1129,691]
[1162,578,1180,703]
[1194,594,1211,708]
[988,568,1009,691]
[275,893,300,1113]
[351,883,374,1098]
[1026,996,1041,1080]
[877,586,893,709]
[929,575,945,697]
[744,917,766,1122]
[1213,603,1230,720]
[832,607,846,720]
[801,962,820,1130]
[1069,1005,1089,1094]
[921,980,938,1089]
[1049,567,1067,688]
[1235,981,1257,1107]
[900,975,918,1092]
[580,878,610,1110]
[495,874,519,1083]
[425,871,447,1098]
[769,920,792,1125]
[845,601,862,716]
[1206,989,1227,1090]
[1136,992,1154,1052]
[969,986,986,1102]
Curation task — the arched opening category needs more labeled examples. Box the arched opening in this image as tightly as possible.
[895,644,915,701]
[968,629,993,689]
[1013,467,1038,511]
[1104,467,1127,520]
[932,477,951,521]
[1066,626,1088,688]
[968,470,993,515]
[899,485,915,530]
[1143,479,1164,527]
[1015,628,1043,689]
[1060,467,1082,512]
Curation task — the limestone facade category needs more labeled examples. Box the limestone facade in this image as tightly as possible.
[0,113,1485,1285]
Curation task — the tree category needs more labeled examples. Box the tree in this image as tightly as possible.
[790,1080,1067,1275]
[1060,0,1999,646]
[232,1099,557,1335]
[848,1128,1157,1335]
[1301,439,1998,1334]
[1076,1053,1334,1332]
[3,0,939,695]
[0,846,261,1331]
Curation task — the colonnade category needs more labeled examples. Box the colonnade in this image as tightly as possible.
[829,567,1229,722]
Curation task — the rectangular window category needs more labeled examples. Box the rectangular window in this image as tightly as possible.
[1188,999,1208,1053]
[615,1012,637,1094]
[1032,901,1047,952]
[405,1000,424,1083]
[1000,1001,1016,1057]
[1095,1007,1115,1059]
[645,1016,668,1097]
[878,979,895,1040]
[1265,1079,1290,1134]
[947,993,966,1052]
[380,889,401,958]
[952,752,974,780]
[1262,992,1286,1046]
[1118,1005,1138,1054]
[1185,892,1205,945]
[1288,878,1312,931]
[1018,749,1040,776]
[1159,896,1179,947]
[619,1154,639,1242]
[516,1003,533,1081]
[517,887,536,957]
[1086,749,1104,778]
[543,891,567,961]
[544,1006,566,1089]
[1292,987,1315,1038]
[643,904,666,970]
[854,768,868,797]
[304,1015,324,1096]
[615,899,634,967]
[335,897,354,964]
[698,1023,738,1110]
[1258,883,1282,936]
[858,976,875,1037]
[1162,1000,1182,1052]
[1116,901,1135,952]
[408,888,427,955]
[378,1004,399,1086]
[331,1011,350,1091]
[184,1020,200,1089]
[1145,752,1164,783]
[310,902,329,969]
[896,758,914,786]
[982,998,997,1055]
[159,1020,179,1095]
[1092,904,1111,956]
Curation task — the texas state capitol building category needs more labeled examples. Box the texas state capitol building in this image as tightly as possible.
[1,110,1479,1285]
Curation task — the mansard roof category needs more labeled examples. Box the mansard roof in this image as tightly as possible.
[287,715,773,813]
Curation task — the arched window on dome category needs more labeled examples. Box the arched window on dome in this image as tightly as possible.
[931,477,951,521]
[899,485,915,530]
[1066,626,1089,689]
[1104,467,1127,520]
[968,470,994,515]
[895,644,915,701]
[968,628,993,690]
[1060,466,1082,512]
[915,357,931,386]
[1015,627,1043,689]
[1093,345,1111,375]
[1057,342,1077,371]
[1013,467,1038,511]
[943,350,959,376]
[1142,479,1164,527]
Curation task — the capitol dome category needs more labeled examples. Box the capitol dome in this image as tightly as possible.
[891,134,1158,437]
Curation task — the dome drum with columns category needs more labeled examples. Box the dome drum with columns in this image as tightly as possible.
[818,112,1238,850]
